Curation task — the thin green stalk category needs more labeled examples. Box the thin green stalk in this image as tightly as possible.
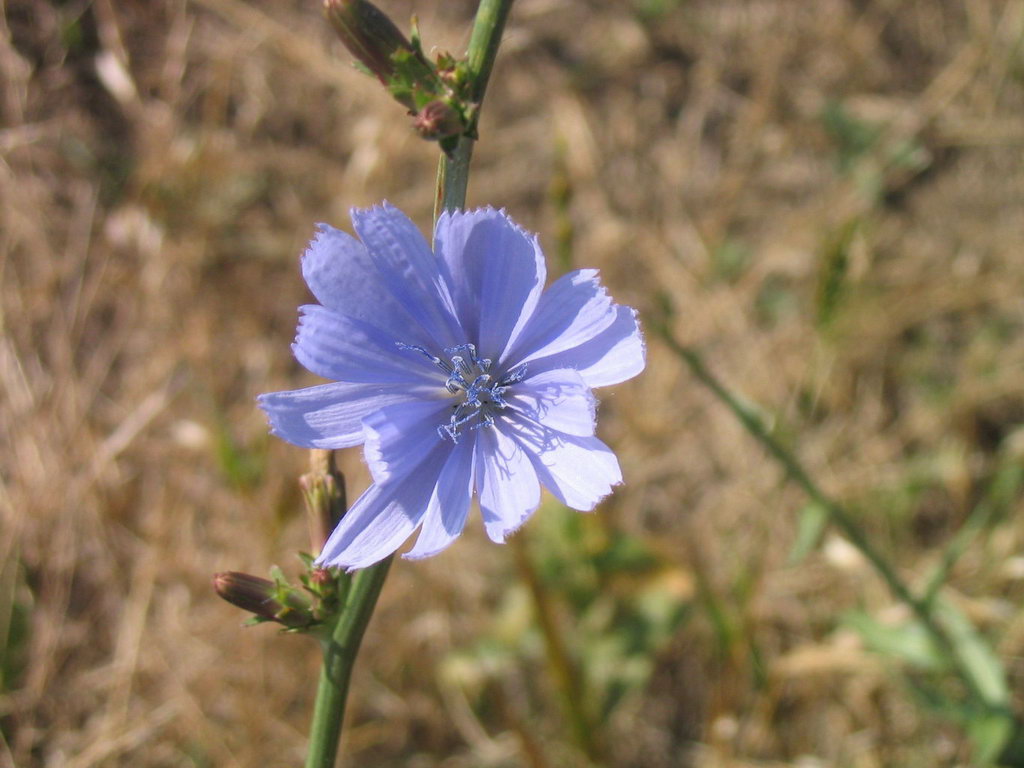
[654,326,999,711]
[920,499,995,608]
[465,0,513,105]
[435,0,515,216]
[305,3,516,766]
[436,137,473,217]
[305,557,393,768]
[920,464,1020,607]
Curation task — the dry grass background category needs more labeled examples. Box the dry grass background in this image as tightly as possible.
[2,0,1024,765]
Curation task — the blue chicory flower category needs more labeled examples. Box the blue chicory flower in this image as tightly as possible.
[258,203,645,570]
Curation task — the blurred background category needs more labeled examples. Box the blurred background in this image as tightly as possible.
[3,0,1024,765]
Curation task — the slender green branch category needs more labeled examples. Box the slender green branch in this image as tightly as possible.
[305,558,393,768]
[435,0,515,216]
[465,0,514,107]
[921,501,994,608]
[436,137,473,217]
[653,325,998,710]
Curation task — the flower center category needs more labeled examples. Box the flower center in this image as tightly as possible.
[397,342,527,442]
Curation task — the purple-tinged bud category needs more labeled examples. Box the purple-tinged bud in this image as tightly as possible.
[213,571,278,618]
[310,567,333,588]
[306,566,340,621]
[212,571,314,628]
[324,0,416,85]
[414,100,463,140]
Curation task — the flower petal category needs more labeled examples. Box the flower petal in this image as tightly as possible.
[476,424,541,542]
[508,417,622,511]
[315,444,452,570]
[257,381,426,449]
[522,305,645,388]
[434,207,545,361]
[404,437,476,560]
[301,223,429,345]
[506,368,596,437]
[351,203,464,349]
[293,304,441,385]
[362,398,453,484]
[504,269,616,368]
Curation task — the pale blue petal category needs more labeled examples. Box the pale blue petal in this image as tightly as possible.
[404,437,476,560]
[476,424,541,543]
[351,203,464,349]
[362,398,453,484]
[521,306,645,388]
[504,269,616,367]
[301,224,428,345]
[508,417,622,511]
[257,382,427,449]
[432,210,481,341]
[293,304,441,385]
[315,444,452,570]
[434,207,545,361]
[506,368,596,437]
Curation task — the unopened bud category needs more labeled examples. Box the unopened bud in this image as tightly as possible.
[301,449,347,554]
[310,567,333,588]
[324,0,415,85]
[212,571,314,628]
[414,100,463,140]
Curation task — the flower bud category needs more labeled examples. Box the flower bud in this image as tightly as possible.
[212,571,314,628]
[414,100,463,140]
[310,567,333,589]
[324,0,416,85]
[301,449,347,554]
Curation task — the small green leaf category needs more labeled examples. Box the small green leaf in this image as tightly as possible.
[821,100,882,173]
[351,60,374,78]
[409,14,422,51]
[967,712,1015,766]
[212,419,265,491]
[816,218,858,328]
[0,558,31,694]
[438,135,459,156]
[843,610,944,670]
[936,598,1010,707]
[788,502,829,564]
[709,238,751,284]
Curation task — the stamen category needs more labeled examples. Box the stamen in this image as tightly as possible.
[397,340,528,442]
[502,363,528,385]
[395,342,452,375]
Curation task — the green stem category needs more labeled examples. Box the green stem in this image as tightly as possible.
[435,0,515,217]
[920,501,993,608]
[465,0,514,106]
[654,326,997,710]
[305,558,393,768]
[305,3,516,766]
[435,137,473,217]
